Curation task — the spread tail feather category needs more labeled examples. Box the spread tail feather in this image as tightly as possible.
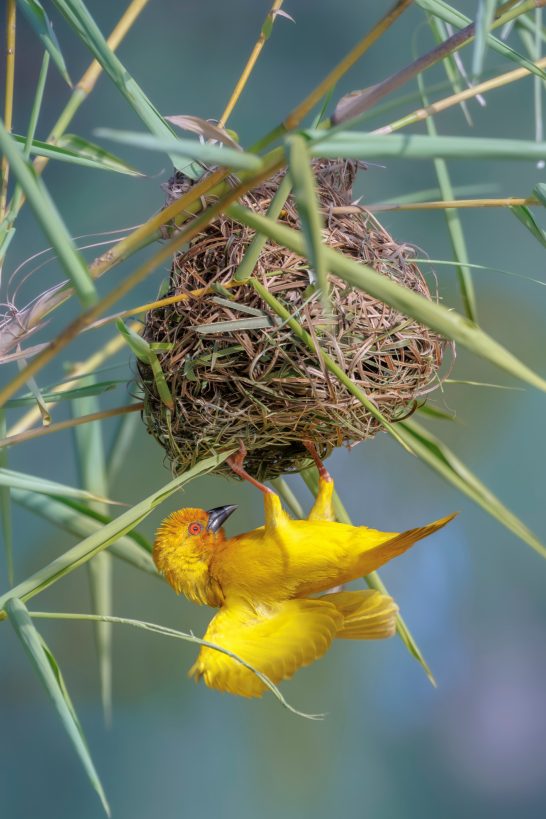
[357,513,457,577]
[322,589,399,640]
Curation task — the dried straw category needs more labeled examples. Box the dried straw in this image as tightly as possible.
[138,161,446,480]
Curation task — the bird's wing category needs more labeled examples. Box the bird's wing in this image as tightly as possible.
[189,598,343,698]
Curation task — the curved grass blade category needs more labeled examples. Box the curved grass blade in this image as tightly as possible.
[510,204,546,248]
[417,404,456,421]
[4,380,121,407]
[228,203,546,392]
[16,0,71,85]
[415,0,546,81]
[6,598,110,816]
[399,419,546,559]
[50,0,196,175]
[13,490,157,577]
[117,320,173,411]
[11,133,142,174]
[0,451,234,614]
[534,182,546,206]
[96,128,263,172]
[0,466,122,504]
[29,611,323,720]
[0,123,97,308]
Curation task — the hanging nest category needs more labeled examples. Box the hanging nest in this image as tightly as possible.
[138,160,448,481]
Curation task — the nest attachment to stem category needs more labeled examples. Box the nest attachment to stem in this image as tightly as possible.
[138,161,447,481]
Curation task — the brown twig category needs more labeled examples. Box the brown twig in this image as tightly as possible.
[332,0,546,125]
[0,402,144,450]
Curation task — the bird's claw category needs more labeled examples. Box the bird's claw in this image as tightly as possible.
[227,440,247,472]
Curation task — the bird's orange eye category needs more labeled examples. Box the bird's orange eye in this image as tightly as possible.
[188,522,203,536]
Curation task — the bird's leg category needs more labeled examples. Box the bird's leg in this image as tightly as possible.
[304,441,336,522]
[227,442,288,529]
[227,441,272,494]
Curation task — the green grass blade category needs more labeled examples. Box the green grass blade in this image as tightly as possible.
[6,598,110,816]
[71,375,112,724]
[286,134,331,312]
[534,183,546,206]
[417,404,456,421]
[107,405,141,482]
[308,131,546,162]
[117,321,173,410]
[234,174,293,281]
[0,123,97,308]
[16,0,72,85]
[399,419,546,559]
[50,0,198,175]
[4,380,122,407]
[413,256,546,289]
[10,133,143,175]
[510,204,546,249]
[13,490,157,577]
[8,51,50,218]
[0,451,233,613]
[299,466,436,685]
[0,411,14,586]
[95,128,263,172]
[426,14,474,125]
[472,0,498,80]
[415,0,546,81]
[22,52,50,157]
[15,358,50,425]
[29,611,322,720]
[57,134,143,175]
[228,203,546,392]
[417,74,477,321]
[195,316,276,333]
[0,466,121,504]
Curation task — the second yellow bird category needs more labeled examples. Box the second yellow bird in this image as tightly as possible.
[153,443,455,697]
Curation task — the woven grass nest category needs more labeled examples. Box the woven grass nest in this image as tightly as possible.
[138,160,447,481]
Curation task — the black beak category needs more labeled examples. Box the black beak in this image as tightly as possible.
[206,505,238,533]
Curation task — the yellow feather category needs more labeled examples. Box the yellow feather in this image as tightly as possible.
[152,470,457,698]
[190,598,343,698]
[322,589,399,639]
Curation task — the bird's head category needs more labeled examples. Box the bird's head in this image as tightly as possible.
[152,504,238,579]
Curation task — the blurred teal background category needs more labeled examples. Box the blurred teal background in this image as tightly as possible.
[1,2,546,817]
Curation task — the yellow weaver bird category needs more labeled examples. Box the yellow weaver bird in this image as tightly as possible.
[153,443,456,698]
